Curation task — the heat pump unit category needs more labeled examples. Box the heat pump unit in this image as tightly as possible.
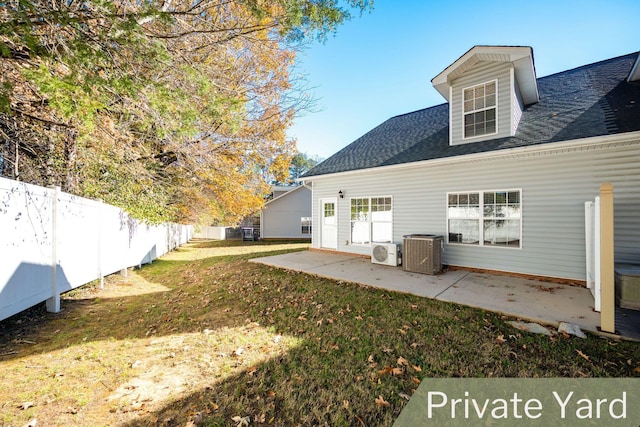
[402,234,443,275]
[371,243,401,266]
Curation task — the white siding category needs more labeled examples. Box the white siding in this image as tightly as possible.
[450,61,513,145]
[261,186,312,239]
[309,140,640,281]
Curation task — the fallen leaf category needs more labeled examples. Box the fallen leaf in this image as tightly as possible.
[495,334,506,344]
[343,400,349,409]
[130,402,146,411]
[392,367,404,376]
[367,355,375,364]
[397,329,407,335]
[398,393,411,401]
[412,377,421,385]
[576,349,590,362]
[231,415,250,427]
[378,366,393,376]
[397,357,409,366]
[375,395,390,407]
[410,342,419,348]
[256,413,266,423]
[411,364,422,372]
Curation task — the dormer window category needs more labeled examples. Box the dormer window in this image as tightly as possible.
[463,80,497,139]
[431,46,539,146]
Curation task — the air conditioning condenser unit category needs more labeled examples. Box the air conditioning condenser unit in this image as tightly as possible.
[371,243,401,266]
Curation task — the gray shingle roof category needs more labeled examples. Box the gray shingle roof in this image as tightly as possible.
[303,52,640,178]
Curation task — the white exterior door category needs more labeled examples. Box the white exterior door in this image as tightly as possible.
[320,198,338,249]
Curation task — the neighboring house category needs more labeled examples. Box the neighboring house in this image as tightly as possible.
[301,46,640,282]
[260,184,312,239]
[270,185,297,199]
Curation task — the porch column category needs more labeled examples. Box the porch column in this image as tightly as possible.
[599,183,615,333]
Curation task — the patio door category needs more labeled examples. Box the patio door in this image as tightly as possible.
[320,198,338,249]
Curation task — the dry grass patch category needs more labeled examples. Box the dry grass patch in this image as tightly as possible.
[1,240,638,427]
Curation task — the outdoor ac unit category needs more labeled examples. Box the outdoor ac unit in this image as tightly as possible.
[371,243,401,266]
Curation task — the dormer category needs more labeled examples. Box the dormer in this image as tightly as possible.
[431,46,539,146]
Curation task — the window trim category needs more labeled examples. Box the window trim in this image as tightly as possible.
[462,79,498,140]
[349,195,393,246]
[446,189,522,249]
[301,217,312,235]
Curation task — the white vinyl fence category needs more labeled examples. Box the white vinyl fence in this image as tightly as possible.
[1,177,193,321]
[194,225,234,240]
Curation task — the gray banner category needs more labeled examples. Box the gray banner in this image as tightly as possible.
[393,378,639,426]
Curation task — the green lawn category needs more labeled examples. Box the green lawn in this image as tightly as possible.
[1,240,638,426]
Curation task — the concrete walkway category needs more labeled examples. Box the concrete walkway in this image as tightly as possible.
[251,250,640,340]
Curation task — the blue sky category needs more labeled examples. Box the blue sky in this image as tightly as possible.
[289,0,640,159]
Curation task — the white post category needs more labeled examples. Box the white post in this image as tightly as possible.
[46,186,60,313]
[599,183,615,333]
[585,201,593,294]
[594,196,601,312]
[98,199,104,289]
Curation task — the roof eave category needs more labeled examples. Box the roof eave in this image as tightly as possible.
[431,45,539,104]
[628,52,640,82]
[302,131,640,181]
[263,184,306,206]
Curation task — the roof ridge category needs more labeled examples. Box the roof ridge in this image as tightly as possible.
[536,51,639,81]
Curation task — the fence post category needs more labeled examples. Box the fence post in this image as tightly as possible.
[98,199,104,289]
[599,183,615,333]
[46,186,61,313]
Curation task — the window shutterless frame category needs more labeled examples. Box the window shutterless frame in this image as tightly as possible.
[462,79,498,140]
[446,189,522,249]
[349,195,393,246]
[301,217,312,234]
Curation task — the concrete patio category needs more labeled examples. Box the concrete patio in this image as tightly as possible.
[251,250,640,340]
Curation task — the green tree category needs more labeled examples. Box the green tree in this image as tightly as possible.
[287,152,322,184]
[0,0,372,223]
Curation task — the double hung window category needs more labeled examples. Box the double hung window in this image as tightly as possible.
[447,190,521,248]
[350,196,392,244]
[463,81,497,138]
